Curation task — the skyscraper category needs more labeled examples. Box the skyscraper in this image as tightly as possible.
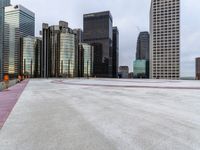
[136,32,149,60]
[73,28,83,77]
[150,0,180,79]
[83,11,113,78]
[0,0,10,80]
[41,21,76,78]
[196,57,200,80]
[41,23,49,78]
[4,5,35,78]
[112,27,119,78]
[134,31,149,78]
[78,43,93,77]
[20,36,42,78]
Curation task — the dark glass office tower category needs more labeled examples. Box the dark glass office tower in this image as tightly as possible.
[83,11,113,78]
[0,0,10,80]
[134,32,149,78]
[136,32,149,60]
[73,29,83,77]
[112,27,119,78]
[41,23,49,78]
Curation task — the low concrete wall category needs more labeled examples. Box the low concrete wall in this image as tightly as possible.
[0,80,17,91]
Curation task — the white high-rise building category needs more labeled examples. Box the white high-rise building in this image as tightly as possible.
[150,0,180,79]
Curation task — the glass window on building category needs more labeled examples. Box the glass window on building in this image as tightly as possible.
[60,32,75,78]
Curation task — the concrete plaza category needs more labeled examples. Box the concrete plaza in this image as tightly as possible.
[0,79,200,150]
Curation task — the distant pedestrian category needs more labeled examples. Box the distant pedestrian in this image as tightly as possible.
[17,75,22,83]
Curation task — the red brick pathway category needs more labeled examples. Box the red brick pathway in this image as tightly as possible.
[0,80,29,129]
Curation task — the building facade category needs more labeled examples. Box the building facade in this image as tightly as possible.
[3,5,35,78]
[73,28,83,77]
[83,11,113,78]
[135,31,150,78]
[136,32,149,60]
[41,21,76,78]
[150,0,180,79]
[41,23,49,78]
[112,27,119,78]
[0,0,10,80]
[21,36,42,78]
[118,66,129,78]
[196,57,200,80]
[60,32,76,78]
[134,60,149,78]
[78,43,93,77]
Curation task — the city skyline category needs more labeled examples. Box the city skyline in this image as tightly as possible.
[11,0,200,77]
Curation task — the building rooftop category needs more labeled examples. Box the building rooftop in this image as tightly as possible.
[84,11,113,21]
[5,4,35,17]
[0,79,200,150]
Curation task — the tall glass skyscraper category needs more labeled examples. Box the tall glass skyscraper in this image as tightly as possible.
[136,32,149,60]
[60,32,76,78]
[3,5,35,78]
[0,0,10,80]
[78,43,93,77]
[83,11,113,78]
[21,36,41,78]
[150,0,180,79]
[134,31,149,78]
[73,28,83,77]
[112,27,119,78]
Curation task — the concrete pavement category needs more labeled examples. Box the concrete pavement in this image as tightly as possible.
[0,79,200,150]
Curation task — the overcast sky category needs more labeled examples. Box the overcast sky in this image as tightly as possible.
[12,0,200,77]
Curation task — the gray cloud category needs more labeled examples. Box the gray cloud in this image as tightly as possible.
[12,0,200,77]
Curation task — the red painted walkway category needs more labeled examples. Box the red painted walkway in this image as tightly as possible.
[0,80,29,129]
